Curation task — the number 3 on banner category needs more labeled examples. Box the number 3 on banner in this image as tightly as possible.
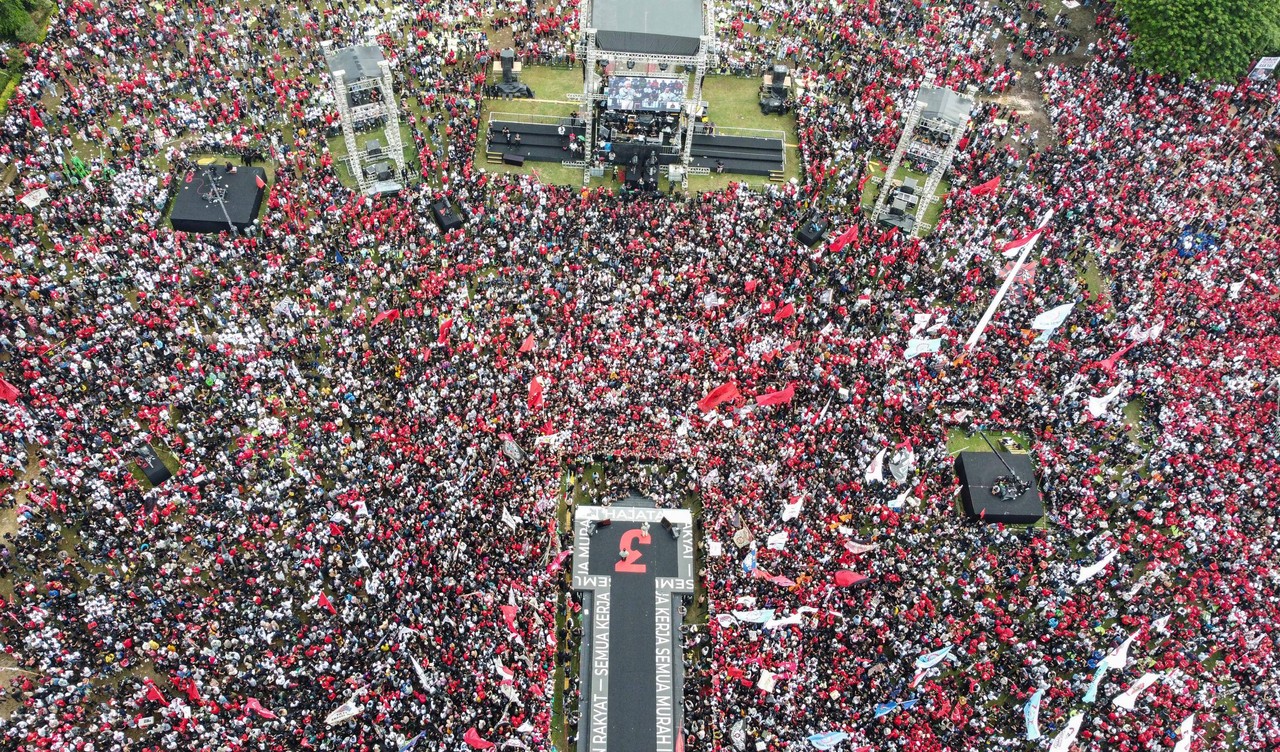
[615,529,652,573]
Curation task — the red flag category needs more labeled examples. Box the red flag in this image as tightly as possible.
[144,680,169,707]
[755,382,795,407]
[527,377,544,410]
[371,309,399,326]
[26,107,44,129]
[773,302,795,322]
[828,225,858,254]
[255,175,267,190]
[546,549,572,574]
[464,727,496,750]
[745,279,759,293]
[183,679,203,704]
[317,591,337,615]
[697,382,739,413]
[328,521,343,537]
[499,605,517,632]
[437,318,454,344]
[519,334,536,353]
[0,378,19,404]
[766,573,796,587]
[245,697,278,719]
[834,570,868,588]
[998,227,1048,259]
[968,176,1000,196]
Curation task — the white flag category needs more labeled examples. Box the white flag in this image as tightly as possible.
[18,187,49,209]
[1049,713,1084,752]
[865,448,886,483]
[888,446,915,483]
[1076,549,1118,584]
[1127,320,1165,343]
[1087,383,1125,418]
[766,531,788,550]
[411,653,431,692]
[1112,672,1160,710]
[1031,302,1075,331]
[325,697,363,726]
[915,644,954,671]
[757,669,777,693]
[1173,714,1196,752]
[1152,614,1171,632]
[501,509,520,531]
[780,499,804,521]
[1105,631,1139,671]
[763,612,804,630]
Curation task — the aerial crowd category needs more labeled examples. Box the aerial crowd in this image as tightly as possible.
[0,0,1278,751]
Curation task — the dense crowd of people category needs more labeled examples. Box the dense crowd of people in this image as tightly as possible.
[0,0,1278,750]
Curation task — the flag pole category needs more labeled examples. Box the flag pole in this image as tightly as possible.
[965,210,1054,351]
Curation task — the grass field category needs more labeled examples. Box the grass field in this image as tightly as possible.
[946,428,1030,455]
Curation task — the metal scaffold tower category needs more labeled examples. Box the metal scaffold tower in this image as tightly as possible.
[325,42,406,196]
[871,75,975,237]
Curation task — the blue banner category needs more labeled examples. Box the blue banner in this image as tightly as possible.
[1083,658,1110,704]
[1025,687,1045,740]
[914,644,953,671]
[806,731,849,750]
[873,702,898,719]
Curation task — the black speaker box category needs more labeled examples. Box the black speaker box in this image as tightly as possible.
[431,200,464,231]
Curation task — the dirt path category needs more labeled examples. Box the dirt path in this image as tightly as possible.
[982,0,1102,154]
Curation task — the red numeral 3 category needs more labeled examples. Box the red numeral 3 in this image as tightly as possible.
[615,529,651,573]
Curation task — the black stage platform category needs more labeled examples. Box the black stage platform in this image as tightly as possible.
[689,133,785,177]
[169,165,266,234]
[573,499,695,752]
[487,121,587,164]
[955,451,1043,524]
[486,123,785,178]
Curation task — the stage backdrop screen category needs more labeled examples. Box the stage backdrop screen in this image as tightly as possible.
[605,76,685,113]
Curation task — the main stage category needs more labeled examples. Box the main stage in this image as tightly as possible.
[573,498,695,752]
[169,164,266,234]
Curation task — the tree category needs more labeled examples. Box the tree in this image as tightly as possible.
[1118,0,1280,80]
[0,0,34,42]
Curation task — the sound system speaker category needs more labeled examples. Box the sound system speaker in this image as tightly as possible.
[502,152,526,166]
[795,214,829,247]
[431,200,464,231]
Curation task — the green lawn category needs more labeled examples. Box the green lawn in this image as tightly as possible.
[1122,399,1153,451]
[860,160,950,233]
[701,75,795,139]
[946,428,1030,455]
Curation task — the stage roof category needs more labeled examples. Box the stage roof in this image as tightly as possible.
[918,85,972,127]
[592,0,704,56]
[327,45,385,83]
